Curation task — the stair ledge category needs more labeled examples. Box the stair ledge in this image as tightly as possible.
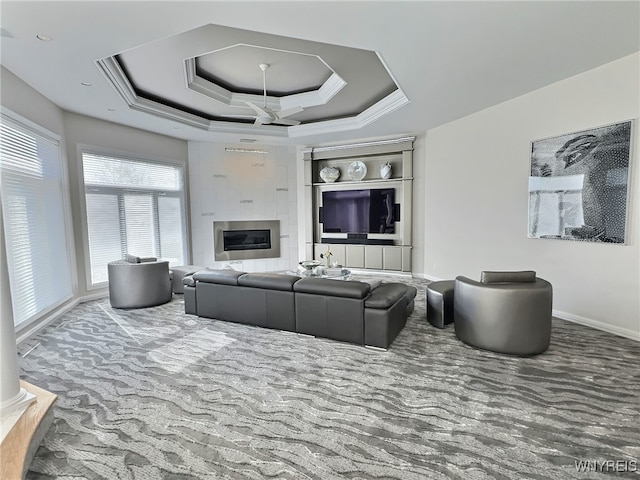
[1,381,57,480]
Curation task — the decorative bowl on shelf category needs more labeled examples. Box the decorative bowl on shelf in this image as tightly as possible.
[380,161,392,180]
[348,161,367,181]
[319,166,340,183]
[300,260,322,270]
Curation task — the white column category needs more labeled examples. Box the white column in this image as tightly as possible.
[0,198,35,433]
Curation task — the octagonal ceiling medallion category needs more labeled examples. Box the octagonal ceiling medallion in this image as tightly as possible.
[96,23,409,138]
[185,44,347,118]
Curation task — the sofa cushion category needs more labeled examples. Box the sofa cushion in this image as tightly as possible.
[124,253,141,263]
[293,277,370,299]
[404,285,417,302]
[481,270,536,284]
[193,269,246,285]
[182,274,196,287]
[365,283,407,309]
[238,273,300,291]
[361,278,383,290]
[124,253,157,263]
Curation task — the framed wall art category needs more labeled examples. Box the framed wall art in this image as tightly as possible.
[528,120,633,243]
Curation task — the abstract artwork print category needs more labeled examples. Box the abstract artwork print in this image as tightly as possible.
[528,120,632,243]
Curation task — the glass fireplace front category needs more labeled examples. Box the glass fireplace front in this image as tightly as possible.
[222,229,271,251]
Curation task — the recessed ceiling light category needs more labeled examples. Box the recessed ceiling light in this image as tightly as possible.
[107,108,115,112]
[36,34,52,41]
[81,82,92,87]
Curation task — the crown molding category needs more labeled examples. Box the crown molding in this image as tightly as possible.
[356,89,410,128]
[289,88,410,138]
[185,58,281,110]
[185,58,346,113]
[130,98,211,130]
[301,135,416,160]
[302,135,416,155]
[280,72,347,110]
[98,54,408,139]
[95,57,137,105]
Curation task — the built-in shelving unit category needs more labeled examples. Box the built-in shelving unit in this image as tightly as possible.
[302,137,415,272]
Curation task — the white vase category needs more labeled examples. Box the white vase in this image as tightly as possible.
[380,162,392,180]
[319,166,340,183]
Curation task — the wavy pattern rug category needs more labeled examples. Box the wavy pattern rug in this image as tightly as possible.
[17,275,640,479]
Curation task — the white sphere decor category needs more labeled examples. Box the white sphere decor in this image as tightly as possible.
[380,161,392,180]
[347,161,367,181]
[319,166,340,183]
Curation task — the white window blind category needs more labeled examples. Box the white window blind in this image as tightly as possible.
[82,152,186,286]
[0,114,73,327]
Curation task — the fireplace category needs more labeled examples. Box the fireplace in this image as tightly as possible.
[223,229,271,251]
[214,220,280,261]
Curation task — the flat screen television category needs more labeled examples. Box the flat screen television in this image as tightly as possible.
[321,188,396,234]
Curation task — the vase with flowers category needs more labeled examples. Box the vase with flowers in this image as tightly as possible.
[319,248,333,268]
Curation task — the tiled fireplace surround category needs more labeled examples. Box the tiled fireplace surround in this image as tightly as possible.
[188,143,298,272]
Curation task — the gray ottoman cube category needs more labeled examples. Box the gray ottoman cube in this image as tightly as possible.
[170,265,206,293]
[426,280,455,328]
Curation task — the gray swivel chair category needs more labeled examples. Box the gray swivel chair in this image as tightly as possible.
[108,255,172,309]
[454,271,552,355]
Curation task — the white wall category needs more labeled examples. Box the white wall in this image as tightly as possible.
[188,142,299,272]
[0,66,76,338]
[1,66,190,338]
[0,67,66,136]
[421,53,640,340]
[411,134,426,274]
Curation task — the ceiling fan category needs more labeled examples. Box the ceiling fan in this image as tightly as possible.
[244,63,303,126]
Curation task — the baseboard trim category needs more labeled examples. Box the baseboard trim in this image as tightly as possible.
[411,272,444,281]
[16,292,108,345]
[350,269,413,278]
[419,272,639,342]
[553,309,640,342]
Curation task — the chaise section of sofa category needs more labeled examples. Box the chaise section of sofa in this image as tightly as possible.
[293,277,371,345]
[364,283,416,348]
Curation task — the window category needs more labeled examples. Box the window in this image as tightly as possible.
[82,152,186,286]
[0,114,74,327]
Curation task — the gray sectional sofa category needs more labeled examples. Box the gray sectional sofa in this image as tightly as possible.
[183,269,416,349]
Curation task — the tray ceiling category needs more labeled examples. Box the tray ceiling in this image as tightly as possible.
[1,1,638,145]
[98,23,406,137]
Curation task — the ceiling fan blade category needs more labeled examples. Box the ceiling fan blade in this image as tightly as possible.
[273,118,301,127]
[221,114,257,119]
[245,101,272,119]
[276,106,304,119]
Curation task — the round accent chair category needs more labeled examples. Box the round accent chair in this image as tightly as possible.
[108,255,172,309]
[453,271,553,356]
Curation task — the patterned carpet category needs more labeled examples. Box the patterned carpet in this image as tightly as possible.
[17,275,640,479]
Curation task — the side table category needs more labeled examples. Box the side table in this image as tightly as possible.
[170,265,206,293]
[426,280,455,328]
